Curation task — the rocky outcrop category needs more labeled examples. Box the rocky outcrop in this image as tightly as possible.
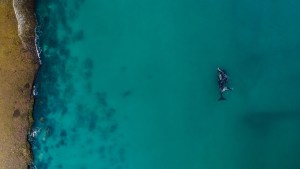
[13,0,37,54]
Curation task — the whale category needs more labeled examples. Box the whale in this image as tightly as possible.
[217,67,232,100]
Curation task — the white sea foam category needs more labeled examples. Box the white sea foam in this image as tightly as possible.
[12,1,24,32]
[33,84,38,96]
[13,0,31,46]
[29,127,41,138]
[34,22,42,64]
[28,127,41,143]
[28,164,37,169]
[13,0,41,64]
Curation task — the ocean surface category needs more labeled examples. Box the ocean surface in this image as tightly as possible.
[31,0,300,168]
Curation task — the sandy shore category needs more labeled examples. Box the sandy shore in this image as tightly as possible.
[0,0,38,168]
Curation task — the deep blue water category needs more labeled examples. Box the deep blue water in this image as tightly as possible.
[31,0,300,169]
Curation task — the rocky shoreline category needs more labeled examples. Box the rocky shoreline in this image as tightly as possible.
[0,0,39,168]
[13,0,39,55]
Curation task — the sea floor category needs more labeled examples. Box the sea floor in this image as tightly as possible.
[32,0,300,169]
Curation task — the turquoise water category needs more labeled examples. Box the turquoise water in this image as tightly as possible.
[31,0,300,169]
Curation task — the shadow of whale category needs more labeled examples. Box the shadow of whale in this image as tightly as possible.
[242,111,300,136]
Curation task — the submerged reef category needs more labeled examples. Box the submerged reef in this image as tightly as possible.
[0,0,39,168]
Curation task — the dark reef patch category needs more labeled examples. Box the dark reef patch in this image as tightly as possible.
[96,92,108,107]
[59,139,66,146]
[83,57,93,78]
[36,162,48,169]
[85,82,93,93]
[88,120,96,131]
[46,126,54,137]
[73,30,85,41]
[47,156,53,163]
[103,108,116,120]
[32,0,126,168]
[122,90,132,97]
[242,111,300,136]
[44,146,48,153]
[60,130,67,137]
[88,113,98,131]
[98,146,106,155]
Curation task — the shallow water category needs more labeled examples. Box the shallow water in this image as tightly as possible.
[32,0,300,168]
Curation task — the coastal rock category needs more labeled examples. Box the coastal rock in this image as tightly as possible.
[0,0,39,168]
[13,109,21,118]
[13,0,37,54]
